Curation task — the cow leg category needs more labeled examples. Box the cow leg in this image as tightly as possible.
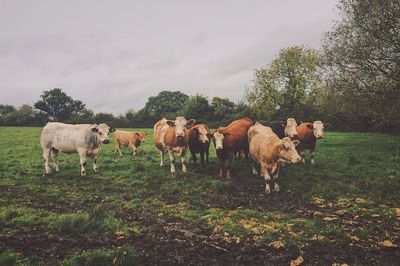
[92,156,99,173]
[131,145,137,156]
[260,162,271,194]
[200,152,205,167]
[78,149,88,176]
[42,147,52,175]
[218,159,225,177]
[300,150,306,164]
[251,159,258,175]
[226,154,234,179]
[168,150,176,173]
[206,148,209,165]
[181,150,187,173]
[50,148,59,172]
[191,152,197,166]
[244,150,250,166]
[310,150,315,164]
[115,140,122,156]
[272,165,281,192]
[159,151,164,167]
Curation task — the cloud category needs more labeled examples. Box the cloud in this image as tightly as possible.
[0,0,339,114]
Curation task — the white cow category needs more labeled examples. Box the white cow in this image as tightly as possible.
[40,122,114,176]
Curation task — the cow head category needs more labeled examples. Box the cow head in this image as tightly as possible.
[279,137,302,163]
[307,121,327,139]
[213,130,230,150]
[166,116,196,141]
[135,132,148,143]
[193,125,210,144]
[284,118,298,139]
[92,123,113,144]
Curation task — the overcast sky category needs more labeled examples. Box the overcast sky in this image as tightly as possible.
[0,0,339,114]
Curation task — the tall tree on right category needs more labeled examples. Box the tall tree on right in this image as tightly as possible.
[323,0,400,132]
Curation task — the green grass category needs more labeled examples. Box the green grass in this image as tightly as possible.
[0,127,399,264]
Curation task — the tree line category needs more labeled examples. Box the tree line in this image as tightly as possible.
[0,89,254,128]
[1,0,399,133]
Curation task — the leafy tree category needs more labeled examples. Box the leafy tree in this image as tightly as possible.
[211,97,235,120]
[138,91,189,120]
[246,46,325,120]
[0,104,16,115]
[181,95,213,121]
[34,88,89,121]
[323,0,400,132]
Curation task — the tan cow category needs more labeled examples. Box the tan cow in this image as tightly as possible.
[154,116,196,173]
[40,122,114,176]
[248,122,301,194]
[114,130,148,156]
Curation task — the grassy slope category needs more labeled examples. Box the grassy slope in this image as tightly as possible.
[0,127,399,265]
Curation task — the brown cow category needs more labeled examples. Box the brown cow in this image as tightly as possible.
[154,116,196,173]
[212,117,253,178]
[297,121,330,164]
[114,130,148,156]
[188,124,212,166]
[248,122,301,194]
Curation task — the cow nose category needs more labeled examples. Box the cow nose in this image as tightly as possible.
[296,157,302,163]
[103,139,110,144]
[177,135,184,141]
[216,145,223,150]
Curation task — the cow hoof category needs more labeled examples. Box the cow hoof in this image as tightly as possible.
[311,160,315,165]
[265,185,271,194]
[301,159,306,164]
[81,171,86,176]
[93,169,99,173]
[274,185,280,192]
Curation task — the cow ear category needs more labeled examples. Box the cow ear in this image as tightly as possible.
[166,120,175,127]
[306,124,313,129]
[145,133,149,136]
[92,127,99,133]
[324,123,331,128]
[109,127,115,132]
[292,140,300,147]
[186,119,196,129]
[135,132,141,136]
[193,127,199,133]
[223,132,231,137]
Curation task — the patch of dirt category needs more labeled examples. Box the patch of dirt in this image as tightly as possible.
[0,226,118,263]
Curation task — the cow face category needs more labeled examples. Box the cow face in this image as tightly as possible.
[92,123,113,144]
[312,121,325,139]
[279,137,302,163]
[137,132,148,142]
[167,116,196,141]
[213,130,230,150]
[194,126,210,144]
[284,118,298,139]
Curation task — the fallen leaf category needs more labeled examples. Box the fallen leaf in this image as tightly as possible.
[335,209,348,216]
[371,214,380,218]
[394,208,400,217]
[269,240,285,249]
[355,197,366,204]
[323,216,338,221]
[351,236,360,241]
[290,255,304,266]
[380,240,396,247]
[314,211,323,216]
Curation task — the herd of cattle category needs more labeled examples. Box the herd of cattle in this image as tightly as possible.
[40,117,329,193]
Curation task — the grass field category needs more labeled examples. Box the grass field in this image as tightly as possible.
[0,127,399,265]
